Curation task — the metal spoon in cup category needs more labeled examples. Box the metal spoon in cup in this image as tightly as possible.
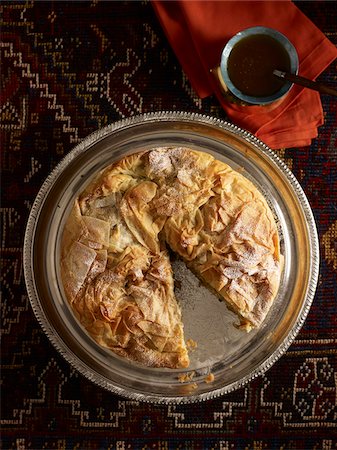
[273,69,337,97]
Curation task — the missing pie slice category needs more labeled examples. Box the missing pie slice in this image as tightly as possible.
[60,147,283,368]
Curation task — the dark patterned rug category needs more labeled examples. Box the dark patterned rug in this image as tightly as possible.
[1,1,336,449]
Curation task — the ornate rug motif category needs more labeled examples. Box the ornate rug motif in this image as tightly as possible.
[1,1,336,448]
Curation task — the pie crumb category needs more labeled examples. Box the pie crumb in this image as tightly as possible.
[235,320,253,332]
[178,371,195,383]
[186,339,198,350]
[204,373,215,384]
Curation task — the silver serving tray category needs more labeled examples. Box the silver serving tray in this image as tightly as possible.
[23,112,319,403]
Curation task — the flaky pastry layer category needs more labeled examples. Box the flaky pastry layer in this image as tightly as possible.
[60,147,283,368]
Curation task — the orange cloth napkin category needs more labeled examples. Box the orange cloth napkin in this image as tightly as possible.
[152,0,337,149]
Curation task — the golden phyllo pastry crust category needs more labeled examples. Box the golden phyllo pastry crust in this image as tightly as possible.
[60,147,283,368]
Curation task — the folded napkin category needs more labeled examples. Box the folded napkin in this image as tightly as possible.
[152,0,337,149]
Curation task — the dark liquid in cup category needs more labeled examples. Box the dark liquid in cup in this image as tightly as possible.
[227,34,292,97]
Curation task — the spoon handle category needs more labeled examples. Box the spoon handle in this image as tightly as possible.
[273,70,337,97]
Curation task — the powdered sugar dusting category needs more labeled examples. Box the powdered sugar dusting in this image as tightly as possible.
[148,149,173,175]
[177,168,193,187]
[148,146,196,178]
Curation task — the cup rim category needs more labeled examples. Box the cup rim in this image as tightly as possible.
[220,26,299,105]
